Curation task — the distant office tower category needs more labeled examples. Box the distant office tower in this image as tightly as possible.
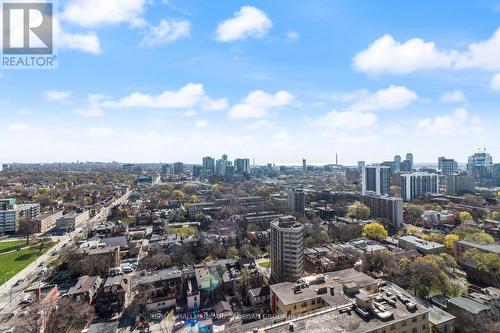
[394,155,401,172]
[467,152,493,186]
[0,162,2,172]
[406,153,413,165]
[438,157,458,175]
[446,174,475,196]
[357,161,365,172]
[192,165,202,177]
[361,193,403,230]
[380,161,397,174]
[173,162,184,175]
[202,156,215,171]
[362,165,391,196]
[161,164,171,175]
[399,160,413,172]
[493,163,500,187]
[234,158,250,174]
[225,165,235,178]
[401,172,438,201]
[287,189,305,214]
[270,216,304,283]
[302,159,307,172]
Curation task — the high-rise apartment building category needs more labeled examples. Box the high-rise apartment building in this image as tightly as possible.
[234,158,250,174]
[401,172,438,201]
[446,174,475,196]
[173,162,184,175]
[287,189,305,214]
[302,159,307,172]
[0,199,40,234]
[362,165,390,196]
[438,157,458,175]
[361,193,403,229]
[161,164,171,175]
[467,152,493,186]
[270,216,304,283]
[394,155,402,172]
[202,156,215,171]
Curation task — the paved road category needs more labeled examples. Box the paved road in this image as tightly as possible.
[0,190,131,323]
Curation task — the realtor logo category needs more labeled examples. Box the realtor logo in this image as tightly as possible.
[1,1,58,69]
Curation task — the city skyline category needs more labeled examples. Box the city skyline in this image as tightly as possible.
[2,1,500,163]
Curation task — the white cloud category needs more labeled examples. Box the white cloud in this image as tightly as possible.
[62,0,146,28]
[183,110,197,117]
[57,28,102,55]
[287,31,299,42]
[216,6,272,42]
[74,108,104,118]
[248,120,274,130]
[194,119,208,128]
[228,90,294,119]
[440,90,466,103]
[455,28,500,70]
[102,83,228,111]
[7,123,29,132]
[140,19,191,47]
[88,126,113,137]
[310,110,377,129]
[490,73,500,91]
[349,86,418,112]
[44,90,72,102]
[417,108,483,134]
[353,34,453,74]
[354,27,500,74]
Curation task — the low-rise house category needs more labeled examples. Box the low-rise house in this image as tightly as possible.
[398,235,444,255]
[447,291,500,333]
[65,275,103,304]
[138,268,183,312]
[95,275,129,316]
[248,286,270,306]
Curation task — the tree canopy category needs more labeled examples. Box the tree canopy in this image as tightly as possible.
[347,201,371,220]
[362,221,388,239]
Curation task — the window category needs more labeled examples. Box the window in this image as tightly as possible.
[390,324,396,330]
[412,317,417,323]
[422,325,427,331]
[412,328,417,333]
[401,321,407,327]
[311,299,316,305]
[302,302,307,308]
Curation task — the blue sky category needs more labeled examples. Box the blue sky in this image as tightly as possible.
[1,0,500,165]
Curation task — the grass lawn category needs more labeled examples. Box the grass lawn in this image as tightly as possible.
[0,242,55,286]
[0,240,26,253]
[259,261,270,268]
[169,226,197,237]
[121,216,135,225]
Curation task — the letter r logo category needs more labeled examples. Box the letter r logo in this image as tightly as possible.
[2,2,53,54]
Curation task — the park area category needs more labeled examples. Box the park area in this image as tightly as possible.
[0,240,25,254]
[0,242,55,286]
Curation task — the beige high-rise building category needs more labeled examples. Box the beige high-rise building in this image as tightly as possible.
[270,216,304,283]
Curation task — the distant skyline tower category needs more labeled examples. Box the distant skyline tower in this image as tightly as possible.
[406,153,413,164]
[362,165,391,196]
[302,158,307,172]
[394,155,401,173]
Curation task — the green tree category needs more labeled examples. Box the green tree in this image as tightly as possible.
[362,221,388,239]
[463,231,494,244]
[444,234,459,255]
[405,204,425,224]
[226,246,239,259]
[171,190,185,200]
[459,211,473,223]
[347,201,371,220]
[488,211,500,221]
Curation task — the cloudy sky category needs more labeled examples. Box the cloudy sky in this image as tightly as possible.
[2,0,500,165]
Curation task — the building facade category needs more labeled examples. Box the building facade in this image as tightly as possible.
[400,172,438,202]
[270,216,304,283]
[287,189,305,214]
[445,174,475,196]
[361,193,403,229]
[362,165,390,196]
[438,157,458,175]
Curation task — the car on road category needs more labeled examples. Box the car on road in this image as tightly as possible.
[51,251,57,256]
[121,265,134,273]
[13,279,24,287]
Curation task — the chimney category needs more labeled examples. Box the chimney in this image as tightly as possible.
[35,287,41,302]
[330,286,335,296]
